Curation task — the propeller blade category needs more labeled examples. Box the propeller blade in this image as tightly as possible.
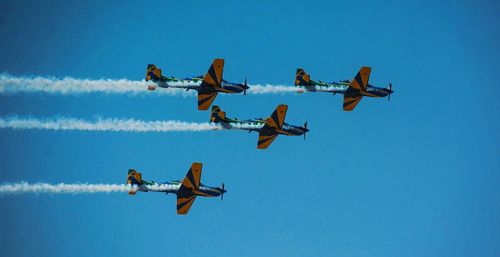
[388,82,392,102]
[304,121,308,140]
[244,77,247,96]
[221,183,225,201]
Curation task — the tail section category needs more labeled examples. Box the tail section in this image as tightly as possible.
[127,169,142,195]
[349,67,371,91]
[146,64,163,82]
[210,105,226,123]
[295,68,311,86]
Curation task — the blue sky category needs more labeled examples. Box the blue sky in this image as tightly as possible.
[0,1,499,256]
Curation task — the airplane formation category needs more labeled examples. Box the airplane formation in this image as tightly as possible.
[132,58,395,214]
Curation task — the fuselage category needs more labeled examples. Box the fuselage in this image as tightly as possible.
[136,180,224,197]
[152,76,248,94]
[300,80,393,98]
[215,118,308,136]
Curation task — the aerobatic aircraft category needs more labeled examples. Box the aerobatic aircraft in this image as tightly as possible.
[210,104,309,149]
[127,162,226,215]
[295,67,394,111]
[146,59,249,110]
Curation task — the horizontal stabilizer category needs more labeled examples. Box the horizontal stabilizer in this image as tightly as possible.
[295,68,311,86]
[146,64,163,82]
[211,105,226,122]
[127,169,142,195]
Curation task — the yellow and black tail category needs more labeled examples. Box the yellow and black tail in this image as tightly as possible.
[295,68,311,86]
[127,169,142,195]
[210,105,226,123]
[146,64,163,82]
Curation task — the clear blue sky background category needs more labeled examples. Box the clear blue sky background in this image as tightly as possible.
[0,1,499,256]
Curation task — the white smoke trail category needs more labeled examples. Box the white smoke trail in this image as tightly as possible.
[0,116,222,132]
[0,74,193,96]
[0,182,135,195]
[0,74,302,96]
[246,84,304,94]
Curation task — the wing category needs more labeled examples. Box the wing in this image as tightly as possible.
[181,162,202,190]
[198,91,218,110]
[265,104,288,129]
[343,95,363,111]
[257,134,278,149]
[349,67,371,91]
[176,195,197,215]
[201,59,224,88]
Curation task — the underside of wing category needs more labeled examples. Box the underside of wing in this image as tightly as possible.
[198,91,218,110]
[176,195,197,215]
[343,95,363,111]
[257,133,278,149]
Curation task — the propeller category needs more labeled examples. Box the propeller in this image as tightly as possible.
[243,77,248,96]
[388,82,392,102]
[220,183,225,201]
[303,121,308,140]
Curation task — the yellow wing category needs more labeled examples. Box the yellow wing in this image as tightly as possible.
[257,134,278,149]
[181,162,202,190]
[265,104,288,129]
[349,67,371,91]
[198,91,218,110]
[176,195,197,215]
[202,59,224,88]
[343,95,363,111]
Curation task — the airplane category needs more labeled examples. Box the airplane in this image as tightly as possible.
[210,104,309,149]
[127,162,226,215]
[294,67,394,111]
[146,59,249,110]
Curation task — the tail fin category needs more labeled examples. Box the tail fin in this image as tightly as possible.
[295,68,311,86]
[349,67,371,91]
[127,169,142,195]
[210,105,226,122]
[146,64,163,82]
